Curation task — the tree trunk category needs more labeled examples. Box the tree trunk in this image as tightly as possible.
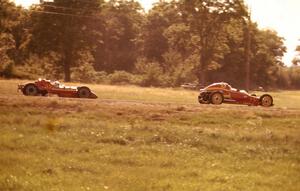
[245,18,251,91]
[63,16,73,82]
[64,49,71,82]
[200,71,206,85]
[197,54,206,86]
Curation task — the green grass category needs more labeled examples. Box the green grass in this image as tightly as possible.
[0,79,300,191]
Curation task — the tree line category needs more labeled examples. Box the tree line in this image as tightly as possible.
[1,0,300,89]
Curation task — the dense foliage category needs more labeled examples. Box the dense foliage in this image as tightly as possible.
[0,0,299,89]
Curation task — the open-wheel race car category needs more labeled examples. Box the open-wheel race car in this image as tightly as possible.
[198,82,273,107]
[18,79,97,99]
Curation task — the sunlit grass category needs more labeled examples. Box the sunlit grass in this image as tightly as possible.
[0,79,300,190]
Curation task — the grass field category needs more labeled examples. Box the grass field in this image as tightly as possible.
[0,79,300,191]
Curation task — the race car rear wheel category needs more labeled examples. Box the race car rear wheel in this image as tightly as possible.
[210,92,223,105]
[78,86,91,98]
[260,94,273,107]
[23,83,39,96]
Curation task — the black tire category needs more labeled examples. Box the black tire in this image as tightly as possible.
[260,94,273,107]
[40,90,48,96]
[23,83,39,96]
[210,92,223,105]
[77,86,91,98]
[198,92,210,104]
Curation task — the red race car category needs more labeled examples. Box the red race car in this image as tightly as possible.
[198,82,273,107]
[18,79,97,99]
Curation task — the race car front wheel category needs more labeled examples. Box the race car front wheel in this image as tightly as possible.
[260,94,273,107]
[210,92,223,105]
[198,92,210,104]
[23,83,39,96]
[78,86,91,98]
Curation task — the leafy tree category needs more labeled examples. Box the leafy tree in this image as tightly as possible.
[207,18,245,87]
[163,23,193,59]
[0,33,15,75]
[95,0,144,73]
[141,0,181,63]
[292,40,300,66]
[162,23,199,86]
[29,0,104,81]
[250,29,286,88]
[0,0,27,76]
[71,51,97,82]
[178,0,248,85]
[211,20,286,89]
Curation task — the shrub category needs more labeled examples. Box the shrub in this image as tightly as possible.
[15,52,63,80]
[71,51,98,83]
[94,71,109,84]
[0,62,15,78]
[72,62,97,83]
[289,66,300,88]
[0,33,17,78]
[108,71,136,85]
[135,58,165,87]
[160,52,199,87]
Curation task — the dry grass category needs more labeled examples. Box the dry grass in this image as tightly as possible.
[0,79,300,191]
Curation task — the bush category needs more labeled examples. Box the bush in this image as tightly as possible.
[72,62,97,83]
[161,52,198,87]
[0,33,17,78]
[108,71,141,85]
[0,62,14,78]
[140,65,163,86]
[275,66,291,89]
[135,58,165,87]
[72,50,98,83]
[289,66,300,89]
[15,52,63,80]
[94,71,109,84]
